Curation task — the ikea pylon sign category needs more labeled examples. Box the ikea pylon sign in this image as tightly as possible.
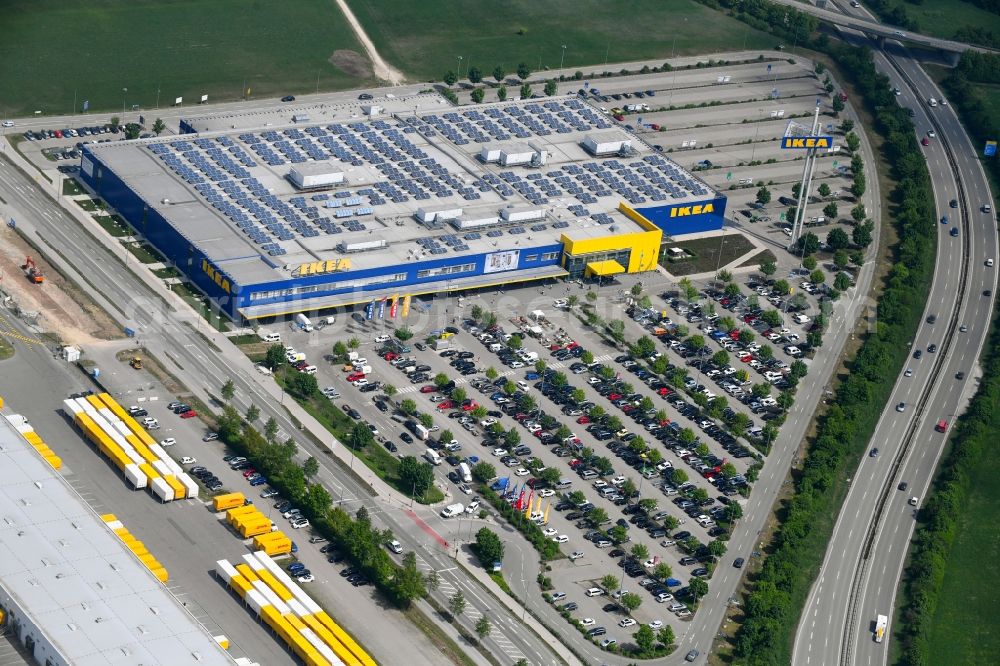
[781,136,833,149]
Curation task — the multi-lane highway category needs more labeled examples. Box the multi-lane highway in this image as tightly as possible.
[793,3,998,665]
[0,153,564,666]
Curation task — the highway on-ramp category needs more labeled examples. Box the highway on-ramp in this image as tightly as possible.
[793,4,998,666]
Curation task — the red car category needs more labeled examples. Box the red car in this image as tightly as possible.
[347,372,366,382]
[743,315,756,324]
[621,405,634,413]
[549,344,562,351]
[461,400,478,411]
[935,419,948,433]
[576,415,591,424]
[436,400,455,410]
[740,354,753,363]
[608,393,622,401]
[420,385,436,393]
[921,137,930,146]
[568,459,582,468]
[242,468,257,478]
[384,352,399,361]
[656,387,671,396]
[180,410,198,419]
[729,330,741,341]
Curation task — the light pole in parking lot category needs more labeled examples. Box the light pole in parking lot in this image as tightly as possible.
[121,88,128,125]
[559,45,567,71]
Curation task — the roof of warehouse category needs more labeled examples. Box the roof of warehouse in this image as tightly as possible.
[0,412,232,666]
[84,94,719,288]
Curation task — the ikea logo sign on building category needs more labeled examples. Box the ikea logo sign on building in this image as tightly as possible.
[781,136,833,149]
[670,203,714,218]
[201,259,232,293]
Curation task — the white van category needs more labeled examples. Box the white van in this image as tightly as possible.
[374,334,391,344]
[440,503,464,518]
[424,448,442,465]
[300,365,317,375]
[262,332,282,343]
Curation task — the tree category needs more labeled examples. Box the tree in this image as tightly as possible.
[827,227,850,251]
[817,182,831,198]
[724,502,744,522]
[434,373,450,388]
[221,379,236,403]
[634,624,655,652]
[467,66,482,84]
[508,335,522,350]
[840,118,855,133]
[589,507,609,527]
[475,615,491,639]
[833,249,850,270]
[802,254,817,271]
[711,350,730,368]
[449,590,466,618]
[286,372,318,399]
[470,87,485,104]
[851,174,866,198]
[688,577,709,601]
[497,84,508,101]
[245,403,260,424]
[792,182,802,199]
[443,70,457,86]
[851,203,867,223]
[349,421,375,450]
[492,65,506,82]
[631,543,649,561]
[607,319,626,342]
[832,95,845,115]
[264,417,279,443]
[124,123,141,140]
[717,269,733,283]
[399,398,418,416]
[303,456,319,478]
[601,574,620,593]
[544,80,558,96]
[394,326,414,341]
[399,457,435,497]
[761,309,782,327]
[452,387,467,403]
[654,562,672,581]
[835,271,852,291]
[347,337,360,350]
[418,413,434,428]
[426,569,440,593]
[823,202,839,220]
[846,131,860,153]
[853,221,874,248]
[504,428,521,448]
[621,592,643,615]
[474,527,505,564]
[755,186,771,205]
[152,118,166,135]
[390,552,427,606]
[810,269,826,285]
[517,62,531,80]
[759,259,777,277]
[518,81,532,100]
[657,625,676,647]
[798,232,820,256]
[484,366,499,380]
[472,462,497,483]
[265,343,285,369]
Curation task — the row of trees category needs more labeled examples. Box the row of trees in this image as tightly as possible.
[214,405,428,607]
[443,62,533,87]
[731,36,940,665]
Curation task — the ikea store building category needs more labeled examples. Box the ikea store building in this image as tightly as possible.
[78,95,725,322]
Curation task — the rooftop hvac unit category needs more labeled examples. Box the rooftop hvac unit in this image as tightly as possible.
[337,239,386,253]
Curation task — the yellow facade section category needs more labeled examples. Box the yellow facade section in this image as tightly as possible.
[585,259,626,276]
[559,203,661,274]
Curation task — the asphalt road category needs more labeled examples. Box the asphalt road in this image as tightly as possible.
[792,5,999,665]
[0,155,563,666]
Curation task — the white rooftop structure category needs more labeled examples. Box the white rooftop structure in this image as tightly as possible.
[0,410,232,666]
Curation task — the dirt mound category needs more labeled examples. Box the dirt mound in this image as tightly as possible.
[329,50,373,79]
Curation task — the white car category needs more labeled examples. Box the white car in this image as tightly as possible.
[290,518,310,529]
[374,334,391,343]
[553,534,569,543]
[480,417,497,427]
[569,551,585,561]
[430,395,445,402]
[543,527,558,537]
[159,438,176,447]
[904,368,914,377]
[180,456,196,465]
[255,364,273,375]
[386,540,403,554]
[644,558,658,569]
[514,467,529,477]
[492,448,507,457]
[459,483,473,495]
[553,299,568,308]
[648,620,664,630]
[579,617,596,627]
[296,574,315,583]
[538,488,555,497]
[466,499,481,512]
[516,381,530,392]
[619,618,637,628]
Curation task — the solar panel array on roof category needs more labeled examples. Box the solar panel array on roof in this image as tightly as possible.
[419,99,612,146]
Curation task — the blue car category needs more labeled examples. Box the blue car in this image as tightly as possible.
[940,216,949,224]
[666,578,682,587]
[525,372,540,380]
[288,563,306,573]
[249,476,267,486]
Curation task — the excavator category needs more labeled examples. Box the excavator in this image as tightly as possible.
[129,356,143,370]
[20,256,44,284]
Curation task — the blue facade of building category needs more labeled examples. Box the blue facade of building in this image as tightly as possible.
[635,196,727,237]
[78,147,565,320]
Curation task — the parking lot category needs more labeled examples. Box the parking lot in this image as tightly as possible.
[235,52,871,655]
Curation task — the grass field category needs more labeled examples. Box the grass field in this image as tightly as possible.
[0,0,375,118]
[894,0,1000,43]
[346,0,775,82]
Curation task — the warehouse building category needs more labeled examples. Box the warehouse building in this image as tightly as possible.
[79,96,726,321]
[0,407,232,666]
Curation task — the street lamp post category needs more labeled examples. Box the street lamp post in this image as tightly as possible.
[559,45,567,71]
[457,55,463,79]
[121,88,128,125]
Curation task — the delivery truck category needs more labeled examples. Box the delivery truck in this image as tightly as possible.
[424,448,442,465]
[874,614,887,643]
[294,313,313,332]
[459,462,472,483]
